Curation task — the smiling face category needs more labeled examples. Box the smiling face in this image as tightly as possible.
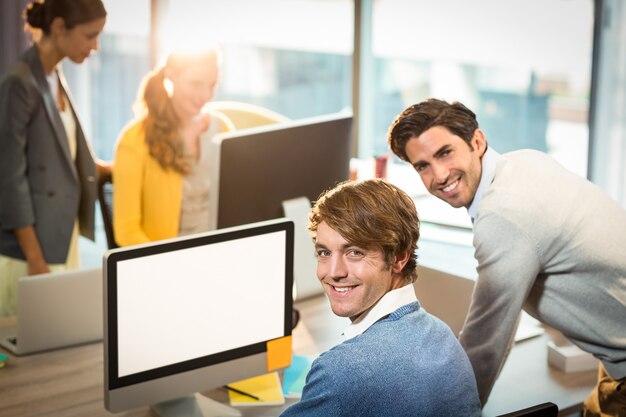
[55,17,106,64]
[405,126,486,208]
[167,55,218,122]
[315,221,407,322]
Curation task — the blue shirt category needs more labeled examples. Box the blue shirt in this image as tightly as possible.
[279,301,481,417]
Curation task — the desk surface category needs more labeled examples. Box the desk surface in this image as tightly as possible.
[0,296,596,417]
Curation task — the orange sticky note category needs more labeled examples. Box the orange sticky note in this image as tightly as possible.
[266,335,292,371]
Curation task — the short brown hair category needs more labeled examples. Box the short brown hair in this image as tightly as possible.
[309,179,420,282]
[387,98,479,162]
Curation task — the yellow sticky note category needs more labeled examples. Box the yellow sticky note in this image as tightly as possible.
[266,335,292,371]
[228,371,285,406]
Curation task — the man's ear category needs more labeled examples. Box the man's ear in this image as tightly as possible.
[50,17,67,36]
[391,250,410,274]
[471,128,487,157]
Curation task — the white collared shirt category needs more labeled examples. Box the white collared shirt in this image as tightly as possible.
[343,283,417,341]
[467,147,501,221]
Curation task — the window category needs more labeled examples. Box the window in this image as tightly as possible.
[62,0,151,265]
[590,0,626,208]
[68,0,596,262]
[361,0,594,228]
[158,0,353,119]
[63,0,151,161]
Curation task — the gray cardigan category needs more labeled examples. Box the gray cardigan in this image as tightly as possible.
[460,149,626,405]
[0,46,96,263]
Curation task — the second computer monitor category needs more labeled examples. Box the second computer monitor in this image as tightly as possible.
[208,112,353,230]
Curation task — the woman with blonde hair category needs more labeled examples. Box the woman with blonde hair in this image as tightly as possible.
[0,0,108,317]
[113,49,233,246]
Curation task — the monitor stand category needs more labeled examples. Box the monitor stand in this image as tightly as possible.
[151,393,242,417]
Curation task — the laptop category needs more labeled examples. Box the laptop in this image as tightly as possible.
[0,268,103,356]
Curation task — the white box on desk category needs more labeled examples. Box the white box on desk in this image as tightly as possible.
[547,341,599,373]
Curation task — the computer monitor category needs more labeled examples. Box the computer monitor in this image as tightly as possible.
[103,218,294,416]
[208,112,353,300]
[209,112,352,229]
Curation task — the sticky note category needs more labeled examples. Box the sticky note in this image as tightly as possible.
[266,335,292,371]
[228,371,285,406]
[282,354,314,397]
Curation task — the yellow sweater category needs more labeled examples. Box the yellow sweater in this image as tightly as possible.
[113,121,183,246]
[112,114,231,246]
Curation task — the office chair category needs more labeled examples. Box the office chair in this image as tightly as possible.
[497,402,558,417]
[97,171,118,250]
[206,101,289,129]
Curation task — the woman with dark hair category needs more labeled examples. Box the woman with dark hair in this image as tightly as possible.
[113,49,233,247]
[0,0,108,317]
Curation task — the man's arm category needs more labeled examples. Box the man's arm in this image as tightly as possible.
[279,357,342,417]
[460,210,541,406]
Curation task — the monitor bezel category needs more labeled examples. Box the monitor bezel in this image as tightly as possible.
[103,218,294,395]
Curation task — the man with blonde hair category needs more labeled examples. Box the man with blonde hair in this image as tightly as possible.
[280,179,480,417]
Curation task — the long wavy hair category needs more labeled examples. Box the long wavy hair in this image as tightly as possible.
[134,50,220,175]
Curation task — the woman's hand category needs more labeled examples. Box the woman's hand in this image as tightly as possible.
[96,159,113,180]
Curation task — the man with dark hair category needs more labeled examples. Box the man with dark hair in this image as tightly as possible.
[279,179,481,417]
[388,98,626,416]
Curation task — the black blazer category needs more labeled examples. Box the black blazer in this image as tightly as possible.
[0,46,96,263]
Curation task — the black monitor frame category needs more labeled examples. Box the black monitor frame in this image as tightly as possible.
[103,218,294,413]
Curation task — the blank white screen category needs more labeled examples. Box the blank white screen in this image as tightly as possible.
[116,231,286,377]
